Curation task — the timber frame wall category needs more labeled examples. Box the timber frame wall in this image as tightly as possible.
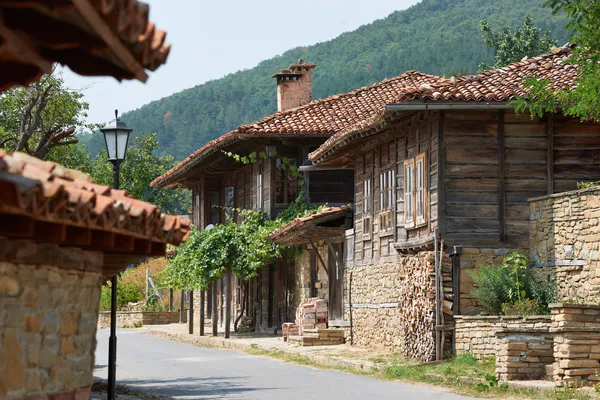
[349,109,600,263]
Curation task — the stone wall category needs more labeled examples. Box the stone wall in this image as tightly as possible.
[97,311,179,329]
[530,188,600,302]
[0,243,103,400]
[455,316,552,360]
[345,251,442,360]
[550,303,600,387]
[294,245,329,309]
[496,332,554,381]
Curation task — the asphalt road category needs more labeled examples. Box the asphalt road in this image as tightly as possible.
[94,329,476,400]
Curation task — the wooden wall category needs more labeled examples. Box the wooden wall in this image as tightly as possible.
[353,111,439,261]
[442,110,600,249]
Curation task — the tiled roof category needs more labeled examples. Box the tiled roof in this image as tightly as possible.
[151,71,443,188]
[269,205,351,246]
[0,151,190,252]
[0,0,170,90]
[309,45,577,162]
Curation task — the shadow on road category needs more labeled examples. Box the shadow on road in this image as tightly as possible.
[114,376,275,398]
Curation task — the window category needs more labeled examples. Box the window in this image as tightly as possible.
[224,186,234,221]
[275,158,298,204]
[379,168,395,232]
[254,164,263,209]
[404,152,428,228]
[362,177,372,238]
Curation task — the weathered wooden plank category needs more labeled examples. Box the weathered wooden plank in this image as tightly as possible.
[446,148,498,164]
[446,191,498,204]
[504,164,547,179]
[554,123,600,136]
[504,111,540,123]
[554,149,600,164]
[506,204,530,220]
[446,164,498,178]
[446,218,499,233]
[504,123,546,137]
[505,190,548,204]
[438,112,446,235]
[446,111,498,123]
[505,179,548,191]
[555,136,600,149]
[505,136,548,149]
[446,203,499,217]
[554,179,581,193]
[505,149,546,164]
[445,178,498,192]
[547,113,554,195]
[554,164,600,179]
[446,135,498,148]
[445,124,498,136]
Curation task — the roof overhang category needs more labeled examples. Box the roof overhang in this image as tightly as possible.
[269,206,351,246]
[386,101,515,111]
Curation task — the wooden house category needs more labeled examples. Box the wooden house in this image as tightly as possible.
[303,45,600,360]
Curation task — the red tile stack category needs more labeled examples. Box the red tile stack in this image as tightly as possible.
[295,297,328,335]
[282,323,299,342]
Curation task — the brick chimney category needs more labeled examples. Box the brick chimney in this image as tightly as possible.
[273,59,316,112]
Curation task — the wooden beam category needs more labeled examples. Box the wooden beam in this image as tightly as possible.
[70,0,148,82]
[211,280,218,336]
[225,270,232,339]
[547,113,555,195]
[113,234,134,252]
[33,221,66,244]
[308,238,329,275]
[66,226,92,247]
[498,110,506,242]
[437,112,446,235]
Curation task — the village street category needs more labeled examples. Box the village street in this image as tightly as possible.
[94,329,476,400]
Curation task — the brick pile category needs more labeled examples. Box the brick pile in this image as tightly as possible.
[288,328,345,346]
[282,323,299,342]
[296,297,328,335]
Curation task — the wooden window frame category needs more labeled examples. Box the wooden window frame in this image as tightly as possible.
[362,176,372,240]
[404,151,428,229]
[254,163,263,210]
[378,167,395,234]
[275,157,298,205]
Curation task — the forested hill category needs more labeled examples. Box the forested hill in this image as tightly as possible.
[104,0,569,161]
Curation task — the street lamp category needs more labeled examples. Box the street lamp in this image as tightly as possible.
[100,109,132,400]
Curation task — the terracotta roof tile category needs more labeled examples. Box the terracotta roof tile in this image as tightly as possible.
[152,71,444,188]
[309,45,577,162]
[0,150,190,246]
[269,205,351,246]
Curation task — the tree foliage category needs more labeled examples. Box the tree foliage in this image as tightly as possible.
[87,0,568,161]
[92,133,191,215]
[515,1,600,121]
[0,68,93,159]
[478,16,556,71]
[165,196,323,290]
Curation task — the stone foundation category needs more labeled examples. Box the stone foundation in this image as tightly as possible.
[0,250,103,399]
[345,251,442,360]
[455,316,552,360]
[97,311,179,329]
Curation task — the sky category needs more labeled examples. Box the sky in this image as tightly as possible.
[62,0,421,126]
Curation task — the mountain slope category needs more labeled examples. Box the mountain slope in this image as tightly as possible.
[101,0,569,160]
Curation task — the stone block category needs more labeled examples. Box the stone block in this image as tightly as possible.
[559,359,600,369]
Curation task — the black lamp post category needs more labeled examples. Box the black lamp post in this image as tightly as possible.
[100,109,132,400]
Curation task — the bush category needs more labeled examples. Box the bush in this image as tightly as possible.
[470,252,556,316]
[99,279,143,311]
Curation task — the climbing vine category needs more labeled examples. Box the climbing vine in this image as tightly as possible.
[222,150,304,190]
[165,196,323,290]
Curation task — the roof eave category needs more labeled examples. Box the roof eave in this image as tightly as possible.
[386,101,515,111]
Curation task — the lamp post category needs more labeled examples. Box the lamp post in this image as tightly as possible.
[100,109,132,400]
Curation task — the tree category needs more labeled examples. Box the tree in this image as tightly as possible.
[479,16,556,71]
[516,1,600,121]
[92,133,191,215]
[0,68,93,159]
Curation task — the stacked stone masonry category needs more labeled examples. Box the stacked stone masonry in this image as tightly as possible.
[455,316,552,360]
[550,303,600,387]
[344,250,449,361]
[530,188,600,303]
[97,311,179,329]
[0,256,103,399]
[288,329,345,346]
[495,332,554,381]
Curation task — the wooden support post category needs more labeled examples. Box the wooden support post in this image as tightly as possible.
[211,281,218,336]
[169,288,173,312]
[188,290,194,334]
[200,290,205,336]
[309,238,329,275]
[324,234,342,280]
[145,268,149,301]
[547,113,555,195]
[498,110,506,242]
[225,270,232,338]
[437,112,446,235]
[179,290,185,323]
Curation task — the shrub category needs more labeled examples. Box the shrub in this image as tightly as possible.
[470,252,556,316]
[99,279,143,311]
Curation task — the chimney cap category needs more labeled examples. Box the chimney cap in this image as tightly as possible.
[272,60,316,78]
[289,59,316,71]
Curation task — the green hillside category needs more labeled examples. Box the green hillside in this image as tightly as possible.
[88,0,569,160]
